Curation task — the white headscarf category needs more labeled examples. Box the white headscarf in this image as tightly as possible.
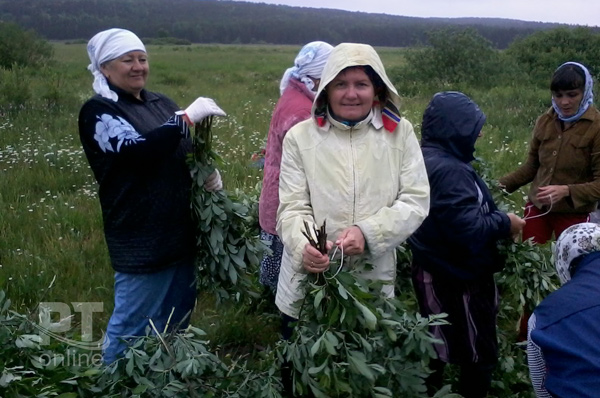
[86,28,146,102]
[279,41,333,95]
[551,61,594,123]
[554,222,600,284]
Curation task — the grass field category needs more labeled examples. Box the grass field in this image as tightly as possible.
[0,42,545,374]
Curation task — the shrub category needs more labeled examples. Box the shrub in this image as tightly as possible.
[0,22,53,70]
[391,28,507,96]
[506,27,600,89]
[0,66,32,111]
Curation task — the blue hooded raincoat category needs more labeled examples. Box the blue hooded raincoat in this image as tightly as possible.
[409,91,511,280]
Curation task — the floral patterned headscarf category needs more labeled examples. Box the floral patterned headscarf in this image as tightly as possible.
[279,41,333,95]
[554,222,600,284]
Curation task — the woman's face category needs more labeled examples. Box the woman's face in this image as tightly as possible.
[326,67,375,123]
[552,88,584,117]
[101,50,149,99]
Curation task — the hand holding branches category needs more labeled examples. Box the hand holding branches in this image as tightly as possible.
[301,220,332,273]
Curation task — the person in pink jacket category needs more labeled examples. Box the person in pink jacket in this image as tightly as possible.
[258,41,333,292]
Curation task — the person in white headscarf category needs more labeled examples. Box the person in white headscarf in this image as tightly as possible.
[528,222,600,397]
[499,61,600,341]
[78,28,226,364]
[258,41,333,293]
[499,61,600,245]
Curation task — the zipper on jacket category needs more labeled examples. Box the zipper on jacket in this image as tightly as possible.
[350,127,356,225]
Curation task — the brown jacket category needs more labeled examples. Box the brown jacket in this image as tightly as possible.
[499,105,600,214]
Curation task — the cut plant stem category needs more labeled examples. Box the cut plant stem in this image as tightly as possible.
[302,219,327,254]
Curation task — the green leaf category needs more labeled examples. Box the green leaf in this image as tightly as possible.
[324,331,339,347]
[354,300,377,330]
[337,283,349,300]
[228,263,238,284]
[314,288,325,309]
[126,356,134,376]
[308,358,328,375]
[322,336,337,355]
[348,351,374,381]
[310,336,322,357]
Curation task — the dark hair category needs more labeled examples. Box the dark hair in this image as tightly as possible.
[550,63,586,92]
[362,65,388,103]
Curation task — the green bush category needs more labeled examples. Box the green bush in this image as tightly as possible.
[506,27,600,89]
[0,22,53,70]
[391,28,508,96]
[0,66,32,111]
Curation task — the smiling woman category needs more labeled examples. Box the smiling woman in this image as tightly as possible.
[78,28,227,364]
[100,51,148,100]
[275,42,430,333]
[326,67,375,122]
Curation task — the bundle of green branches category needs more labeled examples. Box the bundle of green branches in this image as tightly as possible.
[475,158,558,397]
[0,288,282,397]
[189,116,265,303]
[277,222,447,397]
[97,326,283,398]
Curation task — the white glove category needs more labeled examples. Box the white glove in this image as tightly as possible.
[184,97,226,124]
[204,169,223,192]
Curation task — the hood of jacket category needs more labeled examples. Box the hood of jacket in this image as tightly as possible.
[312,43,401,129]
[421,91,486,163]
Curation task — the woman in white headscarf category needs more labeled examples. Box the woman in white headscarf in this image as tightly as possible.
[499,61,600,341]
[258,41,333,293]
[78,28,226,364]
[528,222,600,397]
[499,62,600,245]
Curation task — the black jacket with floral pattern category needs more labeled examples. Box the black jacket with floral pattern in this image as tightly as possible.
[78,86,194,274]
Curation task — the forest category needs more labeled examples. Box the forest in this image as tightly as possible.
[0,0,588,48]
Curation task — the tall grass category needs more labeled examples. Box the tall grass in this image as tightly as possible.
[0,42,539,352]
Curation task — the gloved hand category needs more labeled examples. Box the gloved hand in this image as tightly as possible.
[204,169,223,192]
[183,97,226,124]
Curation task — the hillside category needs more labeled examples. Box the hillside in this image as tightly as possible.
[0,0,587,48]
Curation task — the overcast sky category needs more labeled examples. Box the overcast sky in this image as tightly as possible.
[237,0,599,27]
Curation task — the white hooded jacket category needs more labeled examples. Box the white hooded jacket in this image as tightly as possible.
[275,43,430,318]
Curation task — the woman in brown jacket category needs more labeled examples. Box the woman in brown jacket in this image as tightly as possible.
[499,61,600,244]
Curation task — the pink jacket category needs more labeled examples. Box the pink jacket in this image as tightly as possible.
[259,78,315,234]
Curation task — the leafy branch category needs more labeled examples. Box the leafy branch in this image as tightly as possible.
[278,260,446,397]
[189,116,266,303]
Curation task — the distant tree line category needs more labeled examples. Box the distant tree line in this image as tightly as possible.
[0,0,591,48]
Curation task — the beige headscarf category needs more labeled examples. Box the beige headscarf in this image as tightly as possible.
[86,28,146,101]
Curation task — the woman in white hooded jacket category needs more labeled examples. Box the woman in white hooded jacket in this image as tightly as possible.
[275,43,430,320]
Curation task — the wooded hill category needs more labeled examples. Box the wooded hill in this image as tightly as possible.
[0,0,588,48]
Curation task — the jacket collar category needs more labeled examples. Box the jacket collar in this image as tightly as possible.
[286,78,316,101]
[107,82,159,103]
[549,104,598,123]
[317,108,378,131]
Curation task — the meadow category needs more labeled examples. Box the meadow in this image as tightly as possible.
[0,41,558,396]
[0,43,439,323]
